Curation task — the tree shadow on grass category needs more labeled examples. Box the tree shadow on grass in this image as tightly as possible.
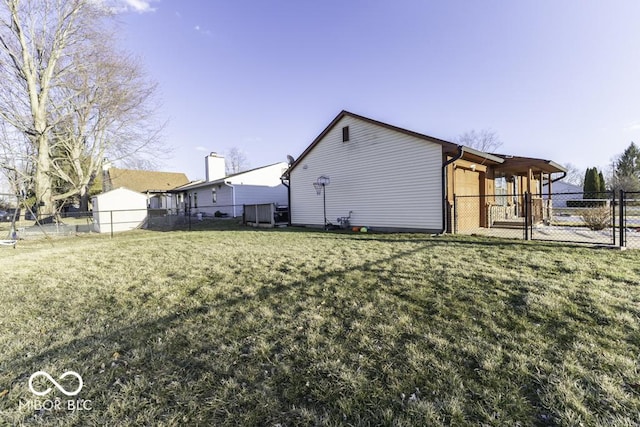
[0,236,613,426]
[2,242,451,423]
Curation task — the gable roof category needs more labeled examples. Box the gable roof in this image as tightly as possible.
[284,110,503,176]
[106,168,190,193]
[172,179,206,192]
[174,162,286,191]
[224,162,286,181]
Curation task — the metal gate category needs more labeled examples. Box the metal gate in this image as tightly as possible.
[527,191,616,246]
[622,191,640,249]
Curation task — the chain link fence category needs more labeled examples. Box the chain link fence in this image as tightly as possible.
[455,191,639,248]
[2,193,638,249]
[0,203,285,241]
[622,191,640,248]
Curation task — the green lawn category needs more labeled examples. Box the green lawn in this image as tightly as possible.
[1,227,639,426]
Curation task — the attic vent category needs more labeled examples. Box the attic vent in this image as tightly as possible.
[342,126,350,142]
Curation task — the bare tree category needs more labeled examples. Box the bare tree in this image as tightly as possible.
[455,129,503,153]
[0,0,166,215]
[49,36,166,211]
[562,162,584,187]
[0,0,94,216]
[225,147,249,175]
[0,120,34,203]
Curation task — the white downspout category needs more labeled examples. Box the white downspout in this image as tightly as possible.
[224,181,236,217]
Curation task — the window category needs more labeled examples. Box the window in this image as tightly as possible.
[194,192,198,208]
[495,177,508,206]
[342,126,350,142]
[212,189,217,204]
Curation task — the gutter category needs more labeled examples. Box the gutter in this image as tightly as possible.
[551,171,567,183]
[541,171,567,197]
[280,175,291,226]
[540,171,568,189]
[441,145,464,234]
[223,181,236,217]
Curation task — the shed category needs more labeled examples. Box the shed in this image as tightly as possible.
[92,187,148,233]
[102,167,190,211]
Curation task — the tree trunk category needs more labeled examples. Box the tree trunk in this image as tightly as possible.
[35,133,54,218]
[79,185,89,212]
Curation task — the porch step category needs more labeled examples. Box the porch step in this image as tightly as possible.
[492,219,525,229]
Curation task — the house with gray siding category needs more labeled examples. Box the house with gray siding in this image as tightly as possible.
[176,153,288,218]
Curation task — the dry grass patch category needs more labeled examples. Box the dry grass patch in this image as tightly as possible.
[0,229,639,425]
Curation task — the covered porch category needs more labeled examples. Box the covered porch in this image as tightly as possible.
[488,156,567,228]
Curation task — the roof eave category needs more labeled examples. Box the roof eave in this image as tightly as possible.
[493,156,568,175]
[456,146,505,165]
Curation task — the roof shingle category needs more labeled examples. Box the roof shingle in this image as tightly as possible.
[106,168,190,193]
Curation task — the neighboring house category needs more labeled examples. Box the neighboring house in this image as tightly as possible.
[175,153,288,218]
[542,181,583,207]
[92,188,148,233]
[102,166,190,211]
[283,110,566,233]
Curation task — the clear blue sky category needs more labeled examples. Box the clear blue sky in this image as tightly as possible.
[118,0,640,181]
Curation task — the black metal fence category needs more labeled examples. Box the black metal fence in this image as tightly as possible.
[3,194,639,249]
[622,191,640,248]
[454,191,639,248]
[0,208,188,240]
[0,203,290,241]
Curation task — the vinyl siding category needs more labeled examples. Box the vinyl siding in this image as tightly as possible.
[234,185,288,213]
[290,115,443,230]
[184,162,288,218]
[92,188,148,233]
[189,184,234,217]
[188,184,287,218]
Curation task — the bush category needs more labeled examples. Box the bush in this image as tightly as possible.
[566,199,609,208]
[581,206,611,230]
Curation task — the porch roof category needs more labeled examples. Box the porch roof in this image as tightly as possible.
[491,155,567,175]
[452,146,505,165]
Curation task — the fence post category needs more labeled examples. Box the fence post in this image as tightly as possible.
[612,190,616,247]
[453,195,458,234]
[619,190,625,248]
[110,210,113,238]
[524,192,530,241]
